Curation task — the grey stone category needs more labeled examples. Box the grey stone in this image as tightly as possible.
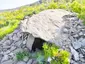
[15,40,22,47]
[26,34,35,50]
[70,46,79,61]
[13,29,20,34]
[3,46,11,49]
[63,28,69,33]
[79,54,84,58]
[81,39,85,46]
[0,54,3,61]
[80,58,85,62]
[3,40,11,46]
[1,55,9,62]
[73,34,78,38]
[12,48,23,54]
[32,60,38,64]
[0,37,8,44]
[20,9,70,49]
[17,32,22,38]
[8,33,13,40]
[1,60,13,64]
[78,32,83,36]
[12,34,20,41]
[72,41,81,49]
[17,61,26,64]
[4,50,11,55]
[9,46,16,51]
[27,59,33,64]
[23,57,29,62]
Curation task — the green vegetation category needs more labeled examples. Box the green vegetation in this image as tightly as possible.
[16,43,70,64]
[16,51,29,61]
[0,0,85,39]
[43,43,70,64]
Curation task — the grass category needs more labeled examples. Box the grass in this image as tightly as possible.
[16,51,29,61]
[0,0,85,39]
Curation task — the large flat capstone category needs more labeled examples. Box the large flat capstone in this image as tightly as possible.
[20,9,70,47]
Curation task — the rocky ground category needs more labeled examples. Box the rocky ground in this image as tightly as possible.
[0,27,38,64]
[0,9,85,64]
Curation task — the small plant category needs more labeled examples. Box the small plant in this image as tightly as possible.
[16,51,29,61]
[58,4,66,9]
[43,43,70,64]
[70,1,81,13]
[48,2,58,9]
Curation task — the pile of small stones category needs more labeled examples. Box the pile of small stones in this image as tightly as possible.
[0,14,85,64]
[0,28,37,64]
[62,14,85,64]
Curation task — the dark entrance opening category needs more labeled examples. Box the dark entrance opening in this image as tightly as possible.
[32,38,46,51]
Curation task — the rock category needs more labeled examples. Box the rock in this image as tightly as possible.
[27,59,33,64]
[26,34,35,50]
[79,54,84,58]
[73,34,78,38]
[47,57,52,62]
[15,40,22,47]
[12,48,23,54]
[23,57,29,62]
[13,29,20,34]
[8,33,13,40]
[70,46,79,61]
[17,32,22,38]
[4,50,10,54]
[72,41,81,49]
[62,28,69,33]
[0,54,3,61]
[3,45,11,49]
[0,37,8,44]
[81,39,85,46]
[80,58,85,62]
[9,46,16,51]
[17,61,26,64]
[3,40,11,46]
[32,60,38,64]
[8,52,14,58]
[1,55,9,62]
[79,48,85,56]
[1,60,13,64]
[12,34,20,41]
[78,32,83,36]
[20,9,70,49]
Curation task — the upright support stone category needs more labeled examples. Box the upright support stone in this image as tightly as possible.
[26,34,35,51]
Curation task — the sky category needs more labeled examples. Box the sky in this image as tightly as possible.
[0,0,39,10]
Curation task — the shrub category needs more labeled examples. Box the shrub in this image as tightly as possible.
[70,1,81,13]
[43,43,70,64]
[16,51,29,61]
[58,4,67,9]
[48,2,58,9]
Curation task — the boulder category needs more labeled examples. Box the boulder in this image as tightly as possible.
[20,9,70,50]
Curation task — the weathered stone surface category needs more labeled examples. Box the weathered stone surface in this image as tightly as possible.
[20,9,70,48]
[23,57,29,62]
[72,41,81,49]
[17,61,26,64]
[26,34,35,50]
[1,55,9,62]
[27,59,33,64]
[70,46,79,61]
[1,60,14,64]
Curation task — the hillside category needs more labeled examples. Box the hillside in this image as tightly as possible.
[0,0,85,64]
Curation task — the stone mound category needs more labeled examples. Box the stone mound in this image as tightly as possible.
[20,9,70,47]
